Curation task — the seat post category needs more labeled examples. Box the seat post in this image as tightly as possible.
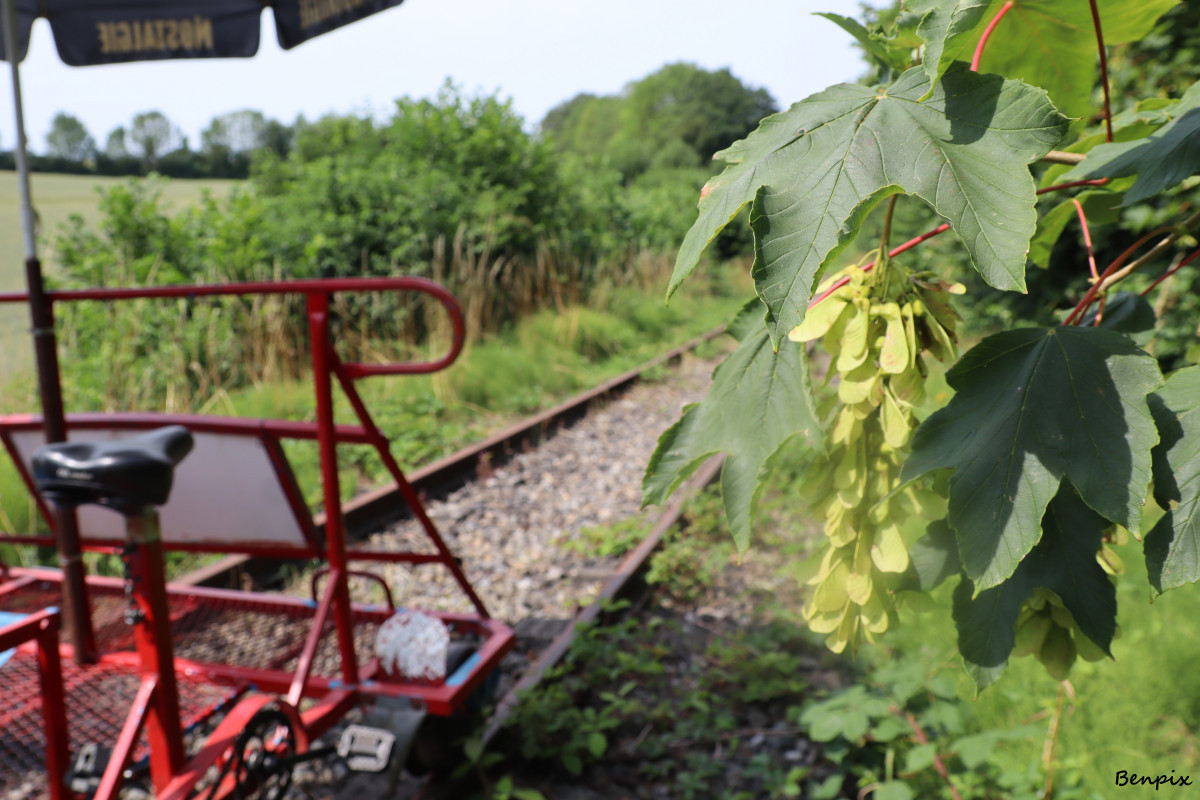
[122,508,185,788]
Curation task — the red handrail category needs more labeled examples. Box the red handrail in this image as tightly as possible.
[0,276,466,376]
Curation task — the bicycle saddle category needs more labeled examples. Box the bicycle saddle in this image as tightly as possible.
[32,425,194,514]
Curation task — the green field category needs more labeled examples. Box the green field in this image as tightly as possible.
[0,171,237,382]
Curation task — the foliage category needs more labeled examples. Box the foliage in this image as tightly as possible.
[496,594,1078,800]
[44,112,95,162]
[42,82,760,414]
[199,109,286,178]
[541,62,778,182]
[645,0,1200,691]
[23,107,298,179]
[254,84,576,277]
[796,653,1092,800]
[498,607,818,800]
[126,111,183,167]
[565,486,736,607]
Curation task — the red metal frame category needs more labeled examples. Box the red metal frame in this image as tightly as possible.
[0,607,70,800]
[0,278,514,799]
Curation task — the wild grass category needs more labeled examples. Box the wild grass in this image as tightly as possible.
[0,171,236,382]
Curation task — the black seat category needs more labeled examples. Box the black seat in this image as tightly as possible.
[32,426,194,514]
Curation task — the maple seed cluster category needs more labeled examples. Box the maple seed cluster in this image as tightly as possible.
[789,261,960,654]
[1012,588,1109,680]
[1012,528,1124,679]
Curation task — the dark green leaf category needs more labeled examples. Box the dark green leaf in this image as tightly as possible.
[587,732,607,758]
[913,0,1179,118]
[903,326,1161,588]
[899,518,961,591]
[1065,79,1200,204]
[953,575,1022,689]
[670,64,1068,344]
[561,752,583,776]
[1080,292,1157,334]
[642,300,821,549]
[954,487,1116,689]
[1145,367,1200,593]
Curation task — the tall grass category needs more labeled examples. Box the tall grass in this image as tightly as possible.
[40,213,690,417]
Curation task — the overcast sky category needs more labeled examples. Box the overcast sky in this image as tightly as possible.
[1,0,867,153]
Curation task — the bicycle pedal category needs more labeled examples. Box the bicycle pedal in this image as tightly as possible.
[66,743,112,795]
[337,724,395,772]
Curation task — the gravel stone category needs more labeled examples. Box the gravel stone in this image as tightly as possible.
[355,353,718,625]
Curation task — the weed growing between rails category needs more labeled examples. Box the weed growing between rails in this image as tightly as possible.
[644,0,1200,707]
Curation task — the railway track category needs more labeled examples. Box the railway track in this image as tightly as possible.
[175,326,725,593]
[164,327,730,797]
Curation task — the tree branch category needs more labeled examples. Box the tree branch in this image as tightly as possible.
[1040,151,1087,166]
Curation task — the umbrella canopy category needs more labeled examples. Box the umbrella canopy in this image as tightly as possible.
[1,0,405,65]
[0,0,408,663]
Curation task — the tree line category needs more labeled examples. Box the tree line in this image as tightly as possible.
[6,107,296,179]
[13,61,777,183]
[44,63,777,409]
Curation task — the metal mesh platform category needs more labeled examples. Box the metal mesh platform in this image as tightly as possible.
[0,649,235,800]
[0,577,380,800]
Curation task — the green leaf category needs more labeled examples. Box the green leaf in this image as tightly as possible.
[905,742,939,773]
[463,736,484,764]
[670,64,1068,344]
[903,326,1162,588]
[900,518,961,592]
[561,752,583,776]
[1065,79,1200,204]
[799,686,889,743]
[869,715,911,742]
[954,487,1117,689]
[1145,367,1200,594]
[642,300,821,549]
[872,782,916,800]
[913,0,1179,118]
[587,732,607,759]
[909,0,992,94]
[954,732,999,768]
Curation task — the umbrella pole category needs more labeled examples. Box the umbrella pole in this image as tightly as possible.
[2,0,96,663]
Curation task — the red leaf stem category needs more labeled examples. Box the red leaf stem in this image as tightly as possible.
[1037,178,1109,195]
[971,1,1015,72]
[1141,249,1200,296]
[807,223,952,308]
[1065,226,1177,324]
[1087,0,1114,142]
[1073,199,1099,281]
[903,711,964,800]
